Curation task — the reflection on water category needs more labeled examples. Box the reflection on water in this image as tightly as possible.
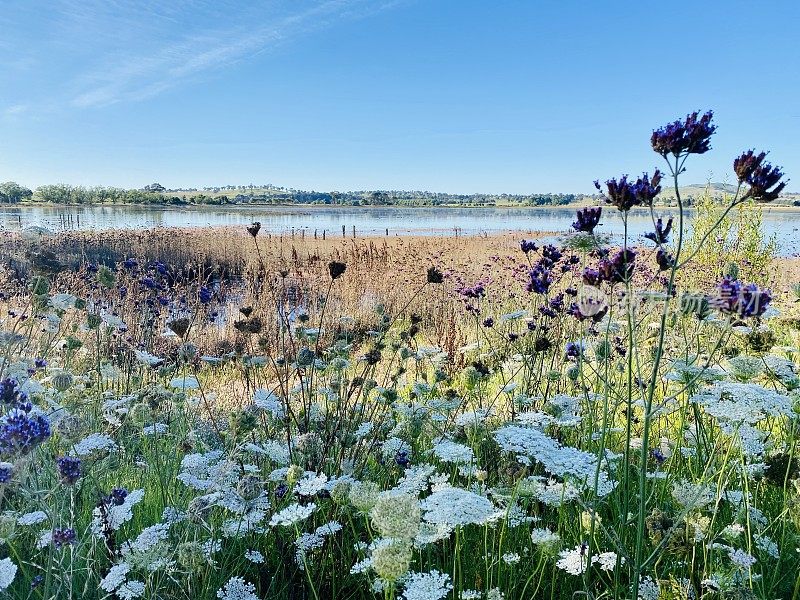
[1,204,798,255]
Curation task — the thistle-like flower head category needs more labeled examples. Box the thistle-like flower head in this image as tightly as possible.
[651,110,716,156]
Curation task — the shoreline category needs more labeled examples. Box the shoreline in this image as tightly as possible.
[3,200,800,211]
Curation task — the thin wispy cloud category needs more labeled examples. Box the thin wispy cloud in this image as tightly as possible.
[65,0,402,108]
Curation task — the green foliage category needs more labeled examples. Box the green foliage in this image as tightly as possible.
[0,181,33,203]
[683,188,777,288]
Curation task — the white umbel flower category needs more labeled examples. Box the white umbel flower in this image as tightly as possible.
[269,503,316,527]
[0,558,17,590]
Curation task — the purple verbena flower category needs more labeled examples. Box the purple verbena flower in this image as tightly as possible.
[572,207,602,233]
[57,456,81,485]
[632,170,663,206]
[520,240,538,254]
[644,217,673,245]
[711,276,772,317]
[199,286,214,304]
[52,527,77,548]
[651,110,716,156]
[655,248,674,272]
[526,265,552,294]
[734,150,788,202]
[0,410,51,459]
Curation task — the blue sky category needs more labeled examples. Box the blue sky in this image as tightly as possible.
[1,0,798,194]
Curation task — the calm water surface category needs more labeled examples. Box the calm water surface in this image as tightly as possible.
[2,204,798,255]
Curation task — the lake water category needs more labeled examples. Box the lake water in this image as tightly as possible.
[1,204,799,255]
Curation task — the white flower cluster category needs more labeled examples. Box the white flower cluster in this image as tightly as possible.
[269,502,316,527]
[92,489,145,533]
[494,425,615,496]
[73,432,118,456]
[402,570,453,600]
[217,576,261,600]
[692,382,793,425]
[430,439,474,464]
[420,486,495,527]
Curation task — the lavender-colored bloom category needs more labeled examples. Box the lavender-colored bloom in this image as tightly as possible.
[549,293,565,312]
[123,258,138,270]
[651,448,666,464]
[631,170,663,206]
[572,207,602,233]
[459,283,486,299]
[482,317,494,328]
[0,378,26,407]
[275,483,289,499]
[57,456,81,485]
[565,341,583,360]
[539,305,556,318]
[34,358,47,369]
[582,267,602,286]
[609,248,637,283]
[199,286,213,304]
[118,286,128,299]
[52,527,77,548]
[526,265,552,294]
[520,240,538,254]
[644,217,673,245]
[541,245,563,266]
[395,449,410,468]
[107,487,128,506]
[711,276,772,318]
[595,175,638,212]
[595,172,661,211]
[734,150,788,202]
[655,249,674,272]
[0,410,51,458]
[0,463,11,483]
[651,110,716,156]
[31,575,44,589]
[140,277,159,290]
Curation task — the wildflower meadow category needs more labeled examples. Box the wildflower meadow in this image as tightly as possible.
[2,112,800,600]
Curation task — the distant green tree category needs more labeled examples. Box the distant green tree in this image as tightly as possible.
[0,181,33,203]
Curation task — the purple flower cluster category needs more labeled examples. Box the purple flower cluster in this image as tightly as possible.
[52,527,77,548]
[525,245,564,295]
[57,456,82,485]
[572,207,602,233]
[459,282,486,299]
[595,249,637,284]
[0,463,11,483]
[734,149,788,202]
[1,378,29,410]
[594,170,662,211]
[651,110,716,156]
[711,276,773,318]
[644,217,673,245]
[520,240,538,254]
[655,249,674,272]
[199,286,214,304]
[0,409,51,459]
[526,265,552,294]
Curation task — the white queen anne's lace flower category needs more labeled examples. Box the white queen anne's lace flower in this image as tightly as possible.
[556,545,589,575]
[0,558,17,590]
[217,576,261,600]
[269,503,316,527]
[402,570,453,600]
[420,486,495,527]
[73,433,118,456]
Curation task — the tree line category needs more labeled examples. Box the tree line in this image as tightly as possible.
[0,181,580,207]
